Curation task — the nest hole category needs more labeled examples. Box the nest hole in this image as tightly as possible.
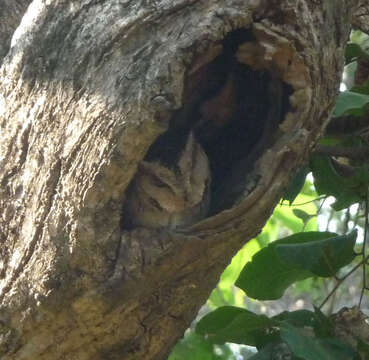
[145,28,293,216]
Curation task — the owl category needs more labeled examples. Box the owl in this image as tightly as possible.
[124,132,211,229]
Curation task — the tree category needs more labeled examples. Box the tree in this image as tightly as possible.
[0,1,366,359]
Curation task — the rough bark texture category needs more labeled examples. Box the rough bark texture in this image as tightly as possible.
[352,0,369,33]
[0,0,32,62]
[0,1,357,359]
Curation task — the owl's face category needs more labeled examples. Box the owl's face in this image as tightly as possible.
[124,133,211,229]
[135,161,186,213]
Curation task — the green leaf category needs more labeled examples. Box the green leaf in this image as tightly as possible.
[310,155,369,210]
[235,243,312,300]
[275,231,357,277]
[358,339,369,359]
[313,306,335,338]
[273,310,316,328]
[293,209,314,228]
[169,331,237,360]
[196,306,246,335]
[196,306,276,347]
[319,136,348,146]
[235,232,337,300]
[333,91,369,117]
[274,191,318,233]
[248,342,302,360]
[351,82,369,95]
[274,309,335,339]
[310,155,345,201]
[281,323,358,360]
[320,339,362,360]
[274,207,311,233]
[283,167,310,205]
[345,43,360,64]
[247,345,274,360]
[345,43,369,64]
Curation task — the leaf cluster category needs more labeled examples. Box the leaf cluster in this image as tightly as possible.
[195,232,363,359]
[192,37,369,360]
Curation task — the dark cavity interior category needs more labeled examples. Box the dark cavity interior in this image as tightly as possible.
[145,28,292,214]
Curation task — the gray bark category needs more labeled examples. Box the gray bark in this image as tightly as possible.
[0,0,358,359]
[0,0,32,62]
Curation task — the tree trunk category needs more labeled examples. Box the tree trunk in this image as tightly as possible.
[0,1,358,359]
[0,0,32,62]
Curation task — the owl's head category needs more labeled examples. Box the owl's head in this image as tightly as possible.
[124,132,211,229]
[137,132,210,212]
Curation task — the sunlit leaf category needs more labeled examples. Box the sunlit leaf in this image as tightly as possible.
[276,180,318,233]
[235,232,339,300]
[235,244,312,300]
[351,30,369,48]
[274,194,318,233]
[301,178,317,197]
[275,231,357,277]
[256,218,279,248]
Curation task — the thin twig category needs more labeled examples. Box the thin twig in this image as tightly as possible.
[279,196,327,207]
[342,207,351,234]
[325,209,335,233]
[326,280,337,316]
[359,192,369,307]
[317,196,327,216]
[319,254,368,309]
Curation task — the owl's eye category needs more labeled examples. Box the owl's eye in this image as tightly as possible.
[149,197,162,210]
[151,176,168,188]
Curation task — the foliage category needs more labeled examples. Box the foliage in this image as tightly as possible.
[333,91,369,117]
[235,231,357,300]
[170,32,369,360]
[310,155,369,210]
[168,331,238,360]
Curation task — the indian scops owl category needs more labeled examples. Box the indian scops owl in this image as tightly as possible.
[124,132,211,229]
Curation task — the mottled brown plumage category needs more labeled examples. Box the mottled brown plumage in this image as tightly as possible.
[124,132,211,229]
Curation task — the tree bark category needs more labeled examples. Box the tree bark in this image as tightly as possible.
[0,0,32,62]
[0,1,357,359]
[352,0,369,33]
